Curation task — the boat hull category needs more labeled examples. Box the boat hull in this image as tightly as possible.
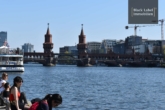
[0,67,24,72]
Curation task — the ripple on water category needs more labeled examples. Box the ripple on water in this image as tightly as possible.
[4,65,165,110]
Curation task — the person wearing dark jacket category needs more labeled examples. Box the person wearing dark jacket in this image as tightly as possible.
[29,94,62,110]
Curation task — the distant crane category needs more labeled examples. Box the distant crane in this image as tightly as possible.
[125,24,161,36]
[152,19,164,40]
[125,25,146,36]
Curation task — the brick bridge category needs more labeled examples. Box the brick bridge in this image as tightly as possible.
[24,24,163,66]
[24,24,77,66]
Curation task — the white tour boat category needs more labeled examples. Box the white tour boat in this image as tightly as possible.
[0,46,24,72]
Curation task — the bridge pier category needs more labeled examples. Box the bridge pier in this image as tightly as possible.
[76,58,92,67]
[43,57,56,66]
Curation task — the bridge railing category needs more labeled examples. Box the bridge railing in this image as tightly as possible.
[0,48,24,55]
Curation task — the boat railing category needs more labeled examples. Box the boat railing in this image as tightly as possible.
[0,48,24,55]
[0,61,23,65]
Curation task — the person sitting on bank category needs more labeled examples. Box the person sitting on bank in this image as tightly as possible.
[3,82,10,100]
[9,76,30,110]
[3,82,11,110]
[0,72,8,106]
[29,94,62,110]
[0,73,8,93]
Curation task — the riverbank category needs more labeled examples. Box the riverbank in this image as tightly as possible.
[0,101,32,110]
[0,106,5,110]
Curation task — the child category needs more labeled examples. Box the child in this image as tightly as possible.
[3,82,11,110]
[3,82,10,99]
[0,73,8,106]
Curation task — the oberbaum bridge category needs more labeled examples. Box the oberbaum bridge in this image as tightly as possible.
[24,24,164,67]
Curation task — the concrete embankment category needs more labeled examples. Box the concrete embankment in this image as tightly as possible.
[0,105,6,110]
[0,100,32,110]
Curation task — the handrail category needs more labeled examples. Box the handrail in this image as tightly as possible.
[0,48,24,55]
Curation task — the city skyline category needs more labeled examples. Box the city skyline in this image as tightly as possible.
[0,0,165,53]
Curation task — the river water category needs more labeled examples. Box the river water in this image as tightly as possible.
[3,64,165,110]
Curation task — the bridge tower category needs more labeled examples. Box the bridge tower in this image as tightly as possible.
[77,24,88,59]
[43,23,56,66]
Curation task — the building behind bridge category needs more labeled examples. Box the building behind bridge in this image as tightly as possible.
[22,43,34,52]
[0,31,7,46]
[87,41,101,53]
[60,35,165,60]
[59,45,77,56]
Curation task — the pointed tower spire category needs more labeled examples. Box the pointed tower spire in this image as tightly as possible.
[77,24,87,59]
[80,24,84,35]
[44,23,53,43]
[46,23,50,35]
[78,24,86,44]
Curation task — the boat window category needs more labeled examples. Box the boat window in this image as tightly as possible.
[9,57,18,61]
[19,58,23,61]
[2,57,8,61]
[17,57,22,61]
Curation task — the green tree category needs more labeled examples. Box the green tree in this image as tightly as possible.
[63,51,72,64]
[64,51,70,54]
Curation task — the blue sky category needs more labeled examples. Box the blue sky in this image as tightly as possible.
[0,0,164,53]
